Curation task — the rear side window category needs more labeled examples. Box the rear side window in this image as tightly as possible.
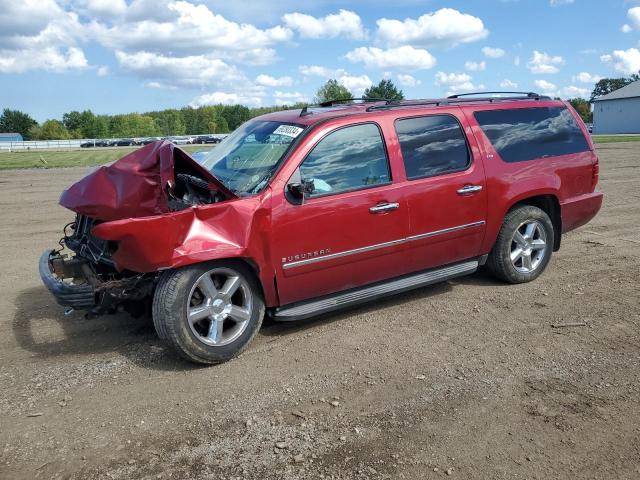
[395,115,469,179]
[300,123,390,197]
[474,107,589,162]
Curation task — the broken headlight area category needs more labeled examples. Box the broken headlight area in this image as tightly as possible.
[40,215,157,317]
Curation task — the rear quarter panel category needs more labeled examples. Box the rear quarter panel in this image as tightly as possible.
[460,102,601,254]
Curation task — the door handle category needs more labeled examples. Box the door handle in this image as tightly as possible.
[369,202,400,214]
[457,185,483,195]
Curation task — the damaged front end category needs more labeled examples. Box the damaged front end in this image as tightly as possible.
[40,215,155,317]
[39,140,237,316]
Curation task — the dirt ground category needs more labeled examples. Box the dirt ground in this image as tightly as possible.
[1,143,639,480]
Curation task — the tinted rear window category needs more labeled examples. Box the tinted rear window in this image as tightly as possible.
[474,107,589,162]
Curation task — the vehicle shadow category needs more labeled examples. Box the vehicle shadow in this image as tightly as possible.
[12,285,197,372]
[13,270,506,369]
[260,269,507,338]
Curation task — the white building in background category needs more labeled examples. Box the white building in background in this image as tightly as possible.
[592,80,640,134]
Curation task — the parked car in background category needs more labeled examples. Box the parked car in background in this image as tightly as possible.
[80,141,95,148]
[40,92,602,365]
[195,135,222,144]
[114,138,136,146]
[167,136,193,145]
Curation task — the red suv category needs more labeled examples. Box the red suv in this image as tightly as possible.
[40,92,603,364]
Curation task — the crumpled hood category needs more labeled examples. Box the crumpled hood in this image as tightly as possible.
[59,140,235,221]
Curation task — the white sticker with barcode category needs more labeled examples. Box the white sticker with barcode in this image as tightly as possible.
[273,125,304,138]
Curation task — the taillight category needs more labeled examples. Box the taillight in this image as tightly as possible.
[591,154,599,191]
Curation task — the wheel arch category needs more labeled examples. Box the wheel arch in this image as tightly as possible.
[506,194,562,251]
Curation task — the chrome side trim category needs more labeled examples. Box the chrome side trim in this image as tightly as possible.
[275,260,479,320]
[282,238,405,270]
[282,220,485,270]
[406,221,486,242]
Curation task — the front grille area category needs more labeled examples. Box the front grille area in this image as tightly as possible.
[65,215,116,266]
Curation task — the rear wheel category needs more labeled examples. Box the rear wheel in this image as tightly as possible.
[152,260,264,364]
[487,205,554,284]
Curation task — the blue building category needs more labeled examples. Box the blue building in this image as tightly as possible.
[593,80,640,134]
[0,133,23,142]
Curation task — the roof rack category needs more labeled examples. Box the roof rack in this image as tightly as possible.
[300,97,388,117]
[365,92,550,112]
[447,91,542,99]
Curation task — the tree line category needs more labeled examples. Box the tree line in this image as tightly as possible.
[1,76,637,140]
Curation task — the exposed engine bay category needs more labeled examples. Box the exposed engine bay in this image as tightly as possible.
[167,173,226,210]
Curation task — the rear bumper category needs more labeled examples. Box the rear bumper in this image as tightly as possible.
[39,250,96,309]
[561,192,604,233]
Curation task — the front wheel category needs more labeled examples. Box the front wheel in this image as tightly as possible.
[152,260,264,364]
[487,205,554,284]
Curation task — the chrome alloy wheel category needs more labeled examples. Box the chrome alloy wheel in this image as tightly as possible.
[186,268,253,347]
[510,220,548,274]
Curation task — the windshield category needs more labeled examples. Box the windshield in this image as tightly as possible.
[198,120,305,195]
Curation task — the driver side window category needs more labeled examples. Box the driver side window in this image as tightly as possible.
[300,123,390,197]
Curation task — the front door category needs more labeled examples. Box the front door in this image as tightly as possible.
[271,122,410,306]
[393,111,487,271]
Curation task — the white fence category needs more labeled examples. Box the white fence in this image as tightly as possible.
[0,134,227,151]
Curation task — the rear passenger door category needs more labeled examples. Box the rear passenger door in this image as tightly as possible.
[394,111,487,271]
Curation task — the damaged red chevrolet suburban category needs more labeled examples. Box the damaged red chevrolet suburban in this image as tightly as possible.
[40,93,603,364]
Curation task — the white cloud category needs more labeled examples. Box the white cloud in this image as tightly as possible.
[435,71,477,94]
[534,79,557,92]
[345,46,436,70]
[397,74,420,87]
[338,74,373,95]
[282,9,366,40]
[628,7,640,29]
[527,50,564,74]
[622,24,632,33]
[0,0,89,73]
[465,60,486,71]
[255,74,293,87]
[299,65,337,77]
[550,0,574,6]
[601,48,640,75]
[573,72,601,84]
[514,55,521,66]
[562,85,590,98]
[0,46,88,73]
[97,65,109,76]
[273,91,309,105]
[376,8,488,48]
[482,46,505,58]
[91,1,293,56]
[114,50,246,88]
[190,92,263,108]
[500,79,518,88]
[74,0,127,18]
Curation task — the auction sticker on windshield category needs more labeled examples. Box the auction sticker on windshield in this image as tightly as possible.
[273,125,304,138]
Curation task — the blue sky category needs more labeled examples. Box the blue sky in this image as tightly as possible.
[1,0,640,122]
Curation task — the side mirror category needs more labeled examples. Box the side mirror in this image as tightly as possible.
[287,179,314,198]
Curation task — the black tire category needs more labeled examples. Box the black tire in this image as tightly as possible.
[487,205,554,284]
[152,260,264,364]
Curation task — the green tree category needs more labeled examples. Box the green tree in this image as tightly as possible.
[220,105,251,131]
[62,110,98,138]
[0,109,38,140]
[314,79,352,103]
[29,119,73,140]
[153,109,186,136]
[591,77,636,101]
[109,113,159,137]
[568,98,592,123]
[363,79,404,101]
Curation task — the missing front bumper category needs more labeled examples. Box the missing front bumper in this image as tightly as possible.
[39,250,96,309]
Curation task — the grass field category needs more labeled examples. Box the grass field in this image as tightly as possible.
[591,135,640,143]
[1,136,639,169]
[0,145,211,170]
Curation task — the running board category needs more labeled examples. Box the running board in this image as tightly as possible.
[273,259,479,321]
